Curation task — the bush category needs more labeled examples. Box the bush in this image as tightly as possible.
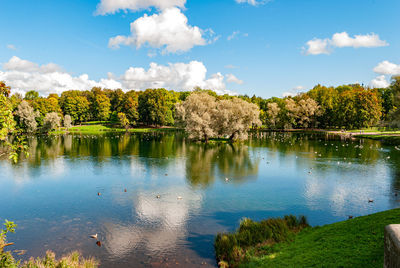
[214,215,309,267]
[42,112,61,133]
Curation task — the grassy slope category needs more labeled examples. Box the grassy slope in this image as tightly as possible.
[241,208,400,268]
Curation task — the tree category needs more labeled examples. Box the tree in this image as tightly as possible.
[176,92,218,142]
[42,112,61,132]
[24,90,39,101]
[122,91,139,125]
[64,115,72,130]
[214,97,261,140]
[389,76,400,127]
[0,81,11,97]
[14,100,39,133]
[117,112,130,130]
[0,95,15,140]
[138,88,176,126]
[176,93,261,141]
[93,93,111,121]
[265,102,281,128]
[31,96,61,126]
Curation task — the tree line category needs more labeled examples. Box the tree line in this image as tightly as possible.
[1,76,400,138]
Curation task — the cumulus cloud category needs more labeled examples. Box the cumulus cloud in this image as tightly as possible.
[95,0,186,15]
[369,60,400,88]
[0,57,121,96]
[120,61,230,94]
[0,56,236,96]
[304,32,388,55]
[109,7,210,54]
[373,60,400,75]
[235,0,270,6]
[369,75,390,88]
[226,74,243,84]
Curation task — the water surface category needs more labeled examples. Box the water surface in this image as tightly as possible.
[1,132,400,267]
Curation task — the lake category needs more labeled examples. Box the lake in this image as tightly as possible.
[1,132,399,267]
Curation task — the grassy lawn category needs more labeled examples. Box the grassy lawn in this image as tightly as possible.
[240,208,400,268]
[50,124,179,135]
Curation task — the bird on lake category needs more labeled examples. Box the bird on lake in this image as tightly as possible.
[177,196,183,200]
[156,195,161,199]
[225,177,229,182]
[368,199,374,203]
[90,234,98,240]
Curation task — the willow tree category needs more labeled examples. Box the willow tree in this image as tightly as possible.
[14,100,39,133]
[176,92,217,142]
[214,97,261,140]
[176,92,261,141]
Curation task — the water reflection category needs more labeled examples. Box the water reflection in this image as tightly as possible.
[0,132,400,267]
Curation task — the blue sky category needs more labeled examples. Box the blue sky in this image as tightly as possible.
[1,0,399,98]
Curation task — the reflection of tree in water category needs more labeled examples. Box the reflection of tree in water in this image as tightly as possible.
[184,143,259,188]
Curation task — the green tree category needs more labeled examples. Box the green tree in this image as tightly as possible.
[138,88,176,126]
[93,93,111,121]
[24,90,39,101]
[0,95,15,140]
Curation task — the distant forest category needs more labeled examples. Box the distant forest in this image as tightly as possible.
[1,76,399,135]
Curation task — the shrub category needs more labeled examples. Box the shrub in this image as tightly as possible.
[42,112,61,132]
[214,215,309,267]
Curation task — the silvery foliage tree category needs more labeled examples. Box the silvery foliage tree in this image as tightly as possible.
[266,102,280,128]
[43,112,61,132]
[176,92,218,142]
[15,100,39,133]
[64,115,72,129]
[285,98,321,128]
[214,98,261,140]
[176,92,261,141]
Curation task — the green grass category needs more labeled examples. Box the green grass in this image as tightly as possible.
[50,124,179,135]
[239,208,400,268]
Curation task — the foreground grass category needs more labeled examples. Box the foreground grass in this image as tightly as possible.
[240,208,400,268]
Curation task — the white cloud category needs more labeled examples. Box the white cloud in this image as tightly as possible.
[235,0,269,6]
[226,74,243,84]
[304,32,388,55]
[6,44,16,50]
[0,56,236,96]
[304,38,330,55]
[109,7,209,54]
[95,0,186,15]
[0,56,122,96]
[120,61,231,94]
[4,56,63,73]
[373,60,400,75]
[369,75,390,88]
[331,32,388,48]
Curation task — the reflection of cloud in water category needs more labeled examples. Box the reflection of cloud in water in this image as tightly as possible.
[103,187,202,259]
[304,163,391,217]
